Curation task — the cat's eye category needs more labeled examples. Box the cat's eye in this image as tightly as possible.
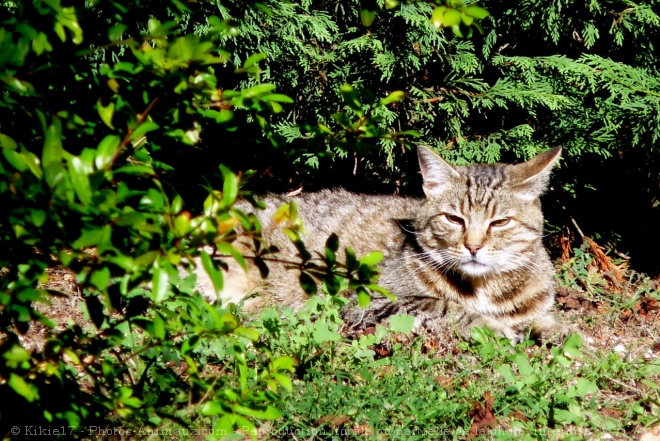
[490,218,511,227]
[444,214,464,225]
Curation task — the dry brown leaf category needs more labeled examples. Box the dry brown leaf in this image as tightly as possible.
[316,414,351,428]
[467,392,497,440]
[434,375,453,389]
[373,345,390,357]
[559,228,573,263]
[600,408,623,418]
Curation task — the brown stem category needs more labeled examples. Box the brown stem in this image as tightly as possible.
[105,97,160,170]
[569,216,586,240]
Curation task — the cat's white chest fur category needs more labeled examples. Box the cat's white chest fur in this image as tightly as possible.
[473,287,500,314]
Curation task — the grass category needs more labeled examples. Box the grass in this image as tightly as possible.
[242,294,660,441]
[229,246,660,441]
[30,248,660,440]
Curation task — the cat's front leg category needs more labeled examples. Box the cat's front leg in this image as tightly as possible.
[415,303,524,344]
[530,314,585,345]
[454,312,524,344]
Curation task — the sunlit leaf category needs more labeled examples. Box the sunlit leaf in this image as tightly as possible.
[389,314,415,334]
[0,133,17,150]
[95,135,120,170]
[9,374,39,402]
[464,5,490,19]
[200,250,223,293]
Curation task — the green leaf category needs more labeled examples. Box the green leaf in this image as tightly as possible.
[72,227,108,249]
[324,273,341,295]
[69,156,92,205]
[266,93,294,103]
[389,314,414,334]
[271,356,297,372]
[153,312,166,339]
[90,267,110,291]
[385,0,399,9]
[562,332,582,358]
[367,283,396,301]
[95,135,120,170]
[574,378,598,397]
[9,373,39,402]
[340,84,363,113]
[108,23,127,41]
[0,133,18,150]
[200,250,223,294]
[3,76,35,95]
[59,7,84,44]
[97,101,115,129]
[325,233,340,252]
[42,124,63,167]
[271,372,293,392]
[299,272,317,295]
[514,353,534,377]
[442,9,462,27]
[345,247,359,270]
[130,121,159,143]
[243,52,267,69]
[313,320,341,343]
[242,83,277,98]
[201,401,224,416]
[359,251,384,266]
[218,313,239,332]
[115,211,146,227]
[181,335,199,355]
[360,8,376,27]
[233,326,260,341]
[431,6,448,27]
[3,149,28,172]
[3,344,31,369]
[29,209,46,227]
[379,90,406,106]
[217,242,247,271]
[151,264,170,303]
[220,165,238,208]
[553,409,581,424]
[498,364,516,384]
[463,5,490,19]
[357,287,371,308]
[234,404,282,420]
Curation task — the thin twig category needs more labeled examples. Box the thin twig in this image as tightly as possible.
[105,97,160,170]
[569,216,586,239]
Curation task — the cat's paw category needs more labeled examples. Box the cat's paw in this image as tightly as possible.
[488,323,523,344]
[463,318,523,344]
[530,315,587,346]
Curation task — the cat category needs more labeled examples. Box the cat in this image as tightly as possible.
[192,145,566,343]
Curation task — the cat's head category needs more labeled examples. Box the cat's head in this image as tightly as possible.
[414,145,562,278]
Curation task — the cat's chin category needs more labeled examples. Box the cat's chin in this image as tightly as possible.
[459,261,492,277]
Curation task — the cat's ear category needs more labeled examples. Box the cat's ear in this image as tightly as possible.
[513,146,562,200]
[418,145,460,197]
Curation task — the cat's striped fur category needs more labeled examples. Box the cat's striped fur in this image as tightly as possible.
[195,146,565,342]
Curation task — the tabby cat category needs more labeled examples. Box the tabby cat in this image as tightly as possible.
[195,146,566,342]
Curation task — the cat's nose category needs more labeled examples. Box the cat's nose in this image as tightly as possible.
[464,244,482,256]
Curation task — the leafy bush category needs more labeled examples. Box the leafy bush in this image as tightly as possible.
[0,0,314,437]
